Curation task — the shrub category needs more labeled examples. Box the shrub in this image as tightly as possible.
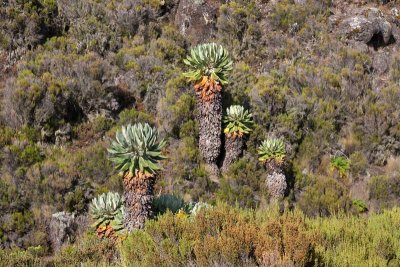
[217,156,266,209]
[223,62,256,108]
[0,247,43,267]
[217,1,262,60]
[120,203,319,266]
[349,151,368,177]
[4,205,400,266]
[298,176,350,217]
[369,175,400,210]
[309,208,400,266]
[269,0,331,32]
[48,233,116,266]
[0,127,14,148]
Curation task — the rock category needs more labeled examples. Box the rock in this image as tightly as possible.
[391,8,399,19]
[289,22,300,34]
[348,40,369,53]
[328,15,342,30]
[174,0,221,45]
[372,52,389,74]
[49,212,76,252]
[41,127,53,142]
[55,123,72,146]
[340,16,375,43]
[336,7,397,48]
[294,0,306,5]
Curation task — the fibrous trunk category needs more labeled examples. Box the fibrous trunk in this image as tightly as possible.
[196,92,222,179]
[266,170,286,199]
[221,135,243,173]
[123,173,155,231]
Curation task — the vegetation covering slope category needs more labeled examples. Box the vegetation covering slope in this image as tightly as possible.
[0,0,400,265]
[1,204,400,266]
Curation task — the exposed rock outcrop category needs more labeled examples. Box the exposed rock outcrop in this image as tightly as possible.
[333,7,398,49]
[174,0,222,44]
[49,212,76,252]
[55,123,72,146]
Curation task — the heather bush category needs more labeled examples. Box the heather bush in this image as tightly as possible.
[47,233,116,266]
[297,176,351,217]
[217,155,267,208]
[369,174,400,210]
[217,1,262,60]
[0,0,61,53]
[309,208,400,266]
[3,50,121,131]
[120,203,319,267]
[3,205,400,266]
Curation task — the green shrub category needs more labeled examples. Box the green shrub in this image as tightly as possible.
[368,175,400,210]
[223,62,256,108]
[298,176,350,217]
[217,156,266,209]
[349,151,368,176]
[0,127,14,148]
[3,206,400,266]
[217,1,262,59]
[269,0,331,32]
[120,203,319,266]
[309,208,400,266]
[0,248,43,267]
[118,109,154,126]
[4,211,34,235]
[47,233,116,266]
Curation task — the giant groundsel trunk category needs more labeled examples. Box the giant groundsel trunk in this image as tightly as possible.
[196,92,222,180]
[265,170,286,199]
[221,136,244,173]
[123,173,155,231]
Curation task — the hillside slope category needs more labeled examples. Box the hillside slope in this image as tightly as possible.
[0,0,399,256]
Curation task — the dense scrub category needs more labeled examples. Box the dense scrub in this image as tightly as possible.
[1,203,400,266]
[1,0,400,263]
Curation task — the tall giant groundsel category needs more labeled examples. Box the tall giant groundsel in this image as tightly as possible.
[183,43,233,181]
[108,123,166,230]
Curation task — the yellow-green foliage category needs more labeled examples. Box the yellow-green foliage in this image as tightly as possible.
[0,248,42,267]
[269,0,330,32]
[217,1,262,59]
[120,203,319,267]
[3,205,400,266]
[0,127,14,148]
[308,208,400,266]
[47,233,116,266]
[298,176,350,217]
[368,174,400,210]
[151,26,186,63]
[224,62,256,106]
[217,156,266,209]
